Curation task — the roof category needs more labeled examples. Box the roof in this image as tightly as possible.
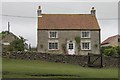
[2,31,18,43]
[101,35,120,45]
[38,14,100,30]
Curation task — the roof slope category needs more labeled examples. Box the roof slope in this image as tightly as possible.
[38,14,100,30]
[101,35,120,45]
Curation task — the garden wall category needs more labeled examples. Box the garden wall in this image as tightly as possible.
[2,52,119,67]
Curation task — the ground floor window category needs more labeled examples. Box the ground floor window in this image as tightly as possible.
[81,41,91,50]
[48,41,59,50]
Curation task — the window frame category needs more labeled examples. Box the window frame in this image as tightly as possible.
[48,31,58,38]
[81,31,91,38]
[81,40,91,50]
[48,40,59,50]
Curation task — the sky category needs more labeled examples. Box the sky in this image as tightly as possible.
[1,1,119,47]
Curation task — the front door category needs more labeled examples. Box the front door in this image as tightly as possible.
[67,40,75,55]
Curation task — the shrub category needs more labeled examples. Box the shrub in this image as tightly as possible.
[115,46,120,55]
[104,48,116,56]
[101,46,112,54]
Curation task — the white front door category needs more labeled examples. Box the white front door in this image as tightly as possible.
[67,40,75,55]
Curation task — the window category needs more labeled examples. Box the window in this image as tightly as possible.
[69,43,73,49]
[49,31,58,38]
[81,41,91,50]
[48,41,59,50]
[118,38,120,42]
[81,31,90,38]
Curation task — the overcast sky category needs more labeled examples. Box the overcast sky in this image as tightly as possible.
[1,1,119,47]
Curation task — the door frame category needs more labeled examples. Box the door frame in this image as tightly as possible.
[67,40,75,55]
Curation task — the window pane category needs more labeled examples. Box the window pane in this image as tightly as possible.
[49,43,52,49]
[118,38,120,42]
[87,43,89,49]
[86,32,89,37]
[82,43,85,49]
[55,43,58,49]
[52,43,54,49]
[82,32,85,37]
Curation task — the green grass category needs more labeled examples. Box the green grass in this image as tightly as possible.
[2,58,118,78]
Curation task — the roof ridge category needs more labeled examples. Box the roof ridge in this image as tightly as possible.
[41,14,93,15]
[102,34,120,44]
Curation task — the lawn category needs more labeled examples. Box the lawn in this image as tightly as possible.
[2,58,118,78]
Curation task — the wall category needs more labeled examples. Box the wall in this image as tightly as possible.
[2,52,119,67]
[37,30,100,55]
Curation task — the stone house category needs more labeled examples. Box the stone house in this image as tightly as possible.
[1,31,18,51]
[37,6,101,55]
[2,31,18,46]
[101,35,120,47]
[1,31,29,51]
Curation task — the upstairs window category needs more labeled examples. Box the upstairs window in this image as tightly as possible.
[81,31,91,38]
[49,31,58,38]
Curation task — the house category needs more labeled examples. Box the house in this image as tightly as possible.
[2,31,18,46]
[1,31,18,51]
[37,6,101,55]
[1,31,30,51]
[101,35,120,47]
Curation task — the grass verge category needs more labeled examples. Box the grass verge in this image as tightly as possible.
[2,58,118,78]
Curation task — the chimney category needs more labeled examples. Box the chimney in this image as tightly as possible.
[91,7,96,15]
[37,6,42,17]
[8,22,10,34]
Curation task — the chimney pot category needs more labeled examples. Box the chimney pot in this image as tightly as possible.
[38,6,41,9]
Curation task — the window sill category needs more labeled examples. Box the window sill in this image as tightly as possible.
[48,37,59,39]
[48,49,59,51]
[81,37,91,39]
[81,49,91,51]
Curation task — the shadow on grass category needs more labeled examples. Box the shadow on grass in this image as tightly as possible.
[2,71,81,78]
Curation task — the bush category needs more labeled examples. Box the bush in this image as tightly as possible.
[104,48,116,56]
[101,46,112,54]
[115,46,120,55]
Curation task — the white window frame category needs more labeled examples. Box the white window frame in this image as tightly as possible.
[81,40,91,50]
[48,40,59,50]
[81,31,91,38]
[48,31,58,38]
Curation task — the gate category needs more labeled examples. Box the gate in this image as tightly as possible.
[87,53,103,68]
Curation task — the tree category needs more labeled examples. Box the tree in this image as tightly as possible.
[10,36,26,51]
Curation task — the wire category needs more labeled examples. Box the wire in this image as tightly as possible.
[1,14,36,18]
[1,14,119,20]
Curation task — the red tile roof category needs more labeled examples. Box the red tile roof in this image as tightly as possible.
[101,35,120,45]
[38,14,100,30]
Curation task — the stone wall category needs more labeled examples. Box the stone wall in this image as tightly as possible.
[2,52,119,67]
[37,30,100,55]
